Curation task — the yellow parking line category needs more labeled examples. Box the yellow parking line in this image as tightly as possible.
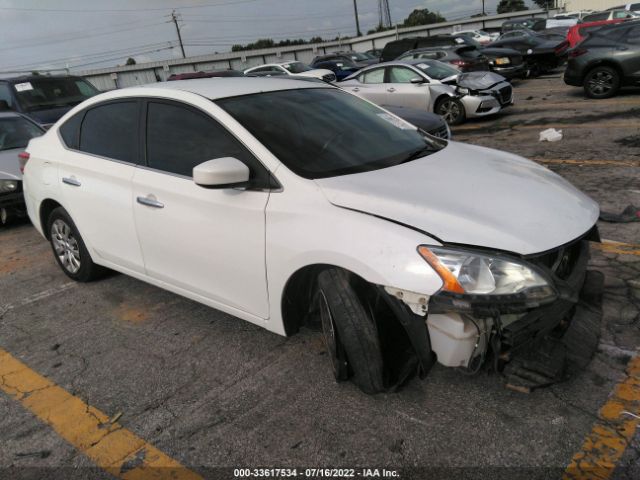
[0,348,203,480]
[535,159,640,168]
[563,356,640,479]
[593,240,640,257]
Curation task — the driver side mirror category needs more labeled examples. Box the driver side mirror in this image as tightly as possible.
[193,157,250,189]
[410,77,427,84]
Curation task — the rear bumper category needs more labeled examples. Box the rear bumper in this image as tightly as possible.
[490,63,526,79]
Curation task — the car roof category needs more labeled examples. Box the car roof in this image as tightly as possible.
[129,77,329,100]
[0,74,83,83]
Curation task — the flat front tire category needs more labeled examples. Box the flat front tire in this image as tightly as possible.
[47,207,105,282]
[584,66,620,99]
[316,268,385,394]
[436,97,466,126]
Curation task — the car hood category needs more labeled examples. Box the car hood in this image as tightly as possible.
[457,71,508,90]
[0,148,23,180]
[24,105,73,127]
[314,142,599,255]
[298,69,333,78]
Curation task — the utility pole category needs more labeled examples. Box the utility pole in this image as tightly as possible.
[171,10,186,59]
[352,0,362,36]
[482,0,486,16]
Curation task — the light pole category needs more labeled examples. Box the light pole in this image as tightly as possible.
[353,0,362,36]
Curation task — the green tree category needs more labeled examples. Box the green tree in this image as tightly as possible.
[497,0,529,14]
[125,57,136,65]
[531,0,553,9]
[401,8,446,27]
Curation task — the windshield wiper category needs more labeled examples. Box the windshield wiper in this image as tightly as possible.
[398,144,438,164]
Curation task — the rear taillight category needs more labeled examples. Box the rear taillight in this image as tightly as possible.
[18,152,30,174]
[450,59,469,68]
[569,48,588,58]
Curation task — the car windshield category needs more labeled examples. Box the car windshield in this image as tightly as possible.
[282,62,311,73]
[348,52,370,61]
[412,61,460,80]
[216,88,444,179]
[12,77,98,112]
[0,116,44,151]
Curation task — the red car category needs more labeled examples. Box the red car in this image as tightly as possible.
[566,19,626,47]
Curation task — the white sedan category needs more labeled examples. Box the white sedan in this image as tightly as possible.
[244,61,336,82]
[23,78,600,393]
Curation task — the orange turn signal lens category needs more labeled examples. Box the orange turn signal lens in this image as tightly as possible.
[418,246,466,294]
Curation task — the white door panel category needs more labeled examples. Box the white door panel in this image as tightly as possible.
[132,168,270,318]
[58,152,144,272]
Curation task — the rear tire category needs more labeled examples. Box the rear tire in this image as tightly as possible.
[316,268,385,394]
[47,207,106,282]
[583,66,620,99]
[436,97,466,126]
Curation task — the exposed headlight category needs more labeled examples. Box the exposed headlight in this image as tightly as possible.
[456,87,470,95]
[495,57,511,65]
[418,246,554,299]
[0,180,18,193]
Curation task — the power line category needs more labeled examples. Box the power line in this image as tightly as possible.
[0,0,264,14]
[170,10,187,58]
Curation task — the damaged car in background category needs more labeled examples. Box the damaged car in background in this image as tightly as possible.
[23,78,602,395]
[341,59,513,125]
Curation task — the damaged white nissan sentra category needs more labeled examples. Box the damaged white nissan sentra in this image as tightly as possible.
[22,78,602,393]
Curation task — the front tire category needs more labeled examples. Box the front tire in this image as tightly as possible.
[47,207,105,282]
[583,66,620,99]
[316,268,385,394]
[436,97,466,126]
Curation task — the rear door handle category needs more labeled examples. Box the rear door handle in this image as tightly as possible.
[62,177,81,187]
[137,196,164,209]
[387,87,396,93]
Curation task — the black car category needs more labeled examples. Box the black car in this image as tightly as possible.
[489,32,568,74]
[167,70,244,80]
[564,21,640,98]
[0,75,99,128]
[310,60,360,81]
[380,35,477,62]
[381,105,451,139]
[501,18,545,33]
[396,45,491,72]
[311,51,378,68]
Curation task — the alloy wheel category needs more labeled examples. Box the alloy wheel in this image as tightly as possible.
[439,99,462,124]
[587,71,613,96]
[51,219,81,274]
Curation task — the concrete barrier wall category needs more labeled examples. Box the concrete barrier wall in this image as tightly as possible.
[80,8,558,90]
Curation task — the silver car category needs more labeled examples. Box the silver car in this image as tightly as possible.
[0,111,45,225]
[340,59,513,125]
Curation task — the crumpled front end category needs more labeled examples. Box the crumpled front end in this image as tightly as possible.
[384,227,603,391]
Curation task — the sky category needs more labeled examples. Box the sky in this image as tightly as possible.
[0,0,540,74]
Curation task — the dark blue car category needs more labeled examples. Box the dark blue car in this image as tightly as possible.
[310,60,361,81]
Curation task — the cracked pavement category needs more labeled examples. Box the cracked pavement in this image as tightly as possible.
[0,74,639,479]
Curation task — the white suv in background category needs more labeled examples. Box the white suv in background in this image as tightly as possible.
[22,78,600,394]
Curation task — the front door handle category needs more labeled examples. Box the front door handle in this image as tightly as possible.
[62,177,81,187]
[137,196,164,209]
[387,87,396,93]
[351,87,360,92]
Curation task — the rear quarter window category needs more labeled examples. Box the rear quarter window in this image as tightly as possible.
[59,111,83,149]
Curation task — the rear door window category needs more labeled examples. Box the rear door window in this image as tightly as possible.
[79,101,138,163]
[59,111,83,149]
